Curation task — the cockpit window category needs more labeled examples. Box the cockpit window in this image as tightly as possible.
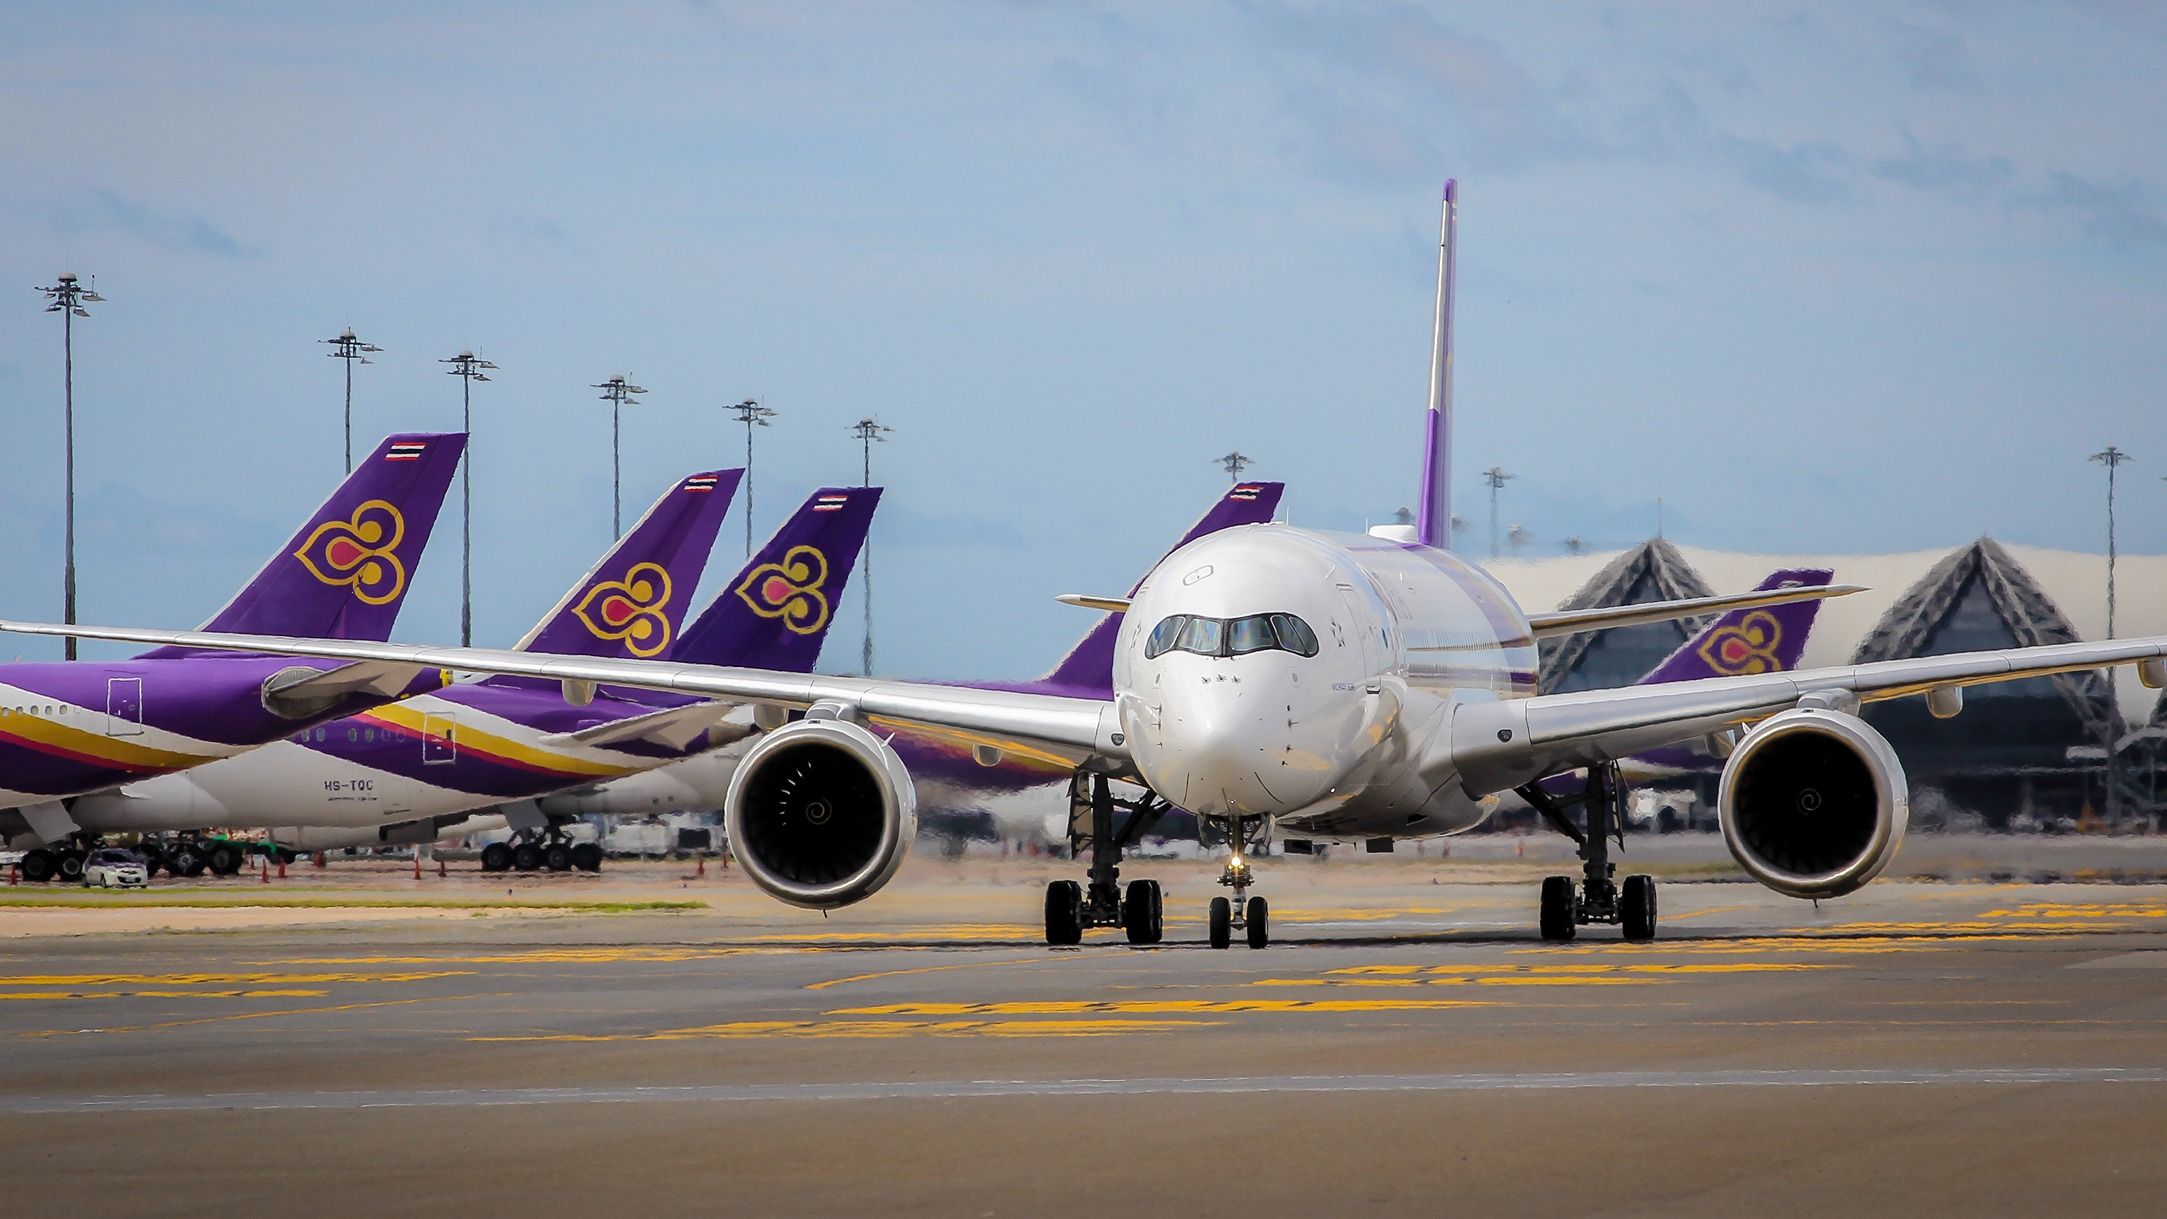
[1176,616,1224,656]
[1227,615,1277,655]
[1142,613,1320,660]
[1269,613,1320,657]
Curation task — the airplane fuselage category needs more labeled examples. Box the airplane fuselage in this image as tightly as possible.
[1114,525,1536,840]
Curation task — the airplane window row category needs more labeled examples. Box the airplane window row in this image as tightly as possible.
[1144,612,1320,660]
[1,705,65,717]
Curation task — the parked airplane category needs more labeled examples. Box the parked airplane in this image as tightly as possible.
[27,184,2161,954]
[532,481,1286,833]
[0,433,464,881]
[69,480,880,875]
[62,469,745,873]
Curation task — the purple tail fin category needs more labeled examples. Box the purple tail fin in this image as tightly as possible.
[672,486,882,672]
[142,433,465,657]
[1640,569,1834,684]
[511,469,742,661]
[1415,179,1457,549]
[1037,481,1286,694]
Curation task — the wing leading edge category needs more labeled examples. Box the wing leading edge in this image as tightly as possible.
[1525,583,1864,640]
[0,620,1129,777]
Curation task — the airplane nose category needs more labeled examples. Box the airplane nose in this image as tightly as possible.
[1135,679,1278,817]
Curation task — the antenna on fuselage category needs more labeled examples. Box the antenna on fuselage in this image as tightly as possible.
[1415,179,1457,551]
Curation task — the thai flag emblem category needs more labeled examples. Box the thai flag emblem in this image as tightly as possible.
[1229,483,1261,501]
[813,494,850,512]
[684,475,720,493]
[385,441,428,462]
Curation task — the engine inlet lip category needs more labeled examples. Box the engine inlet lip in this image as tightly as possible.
[1717,710,1907,900]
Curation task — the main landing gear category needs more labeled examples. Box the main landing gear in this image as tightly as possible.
[1516,762,1657,943]
[481,827,602,874]
[1043,775,1168,946]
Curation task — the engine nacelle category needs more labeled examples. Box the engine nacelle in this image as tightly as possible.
[723,714,916,910]
[1716,708,1909,900]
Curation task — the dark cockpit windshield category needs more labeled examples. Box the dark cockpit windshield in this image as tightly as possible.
[1144,613,1320,660]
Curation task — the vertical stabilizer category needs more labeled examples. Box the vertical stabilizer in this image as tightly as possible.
[1037,481,1285,694]
[509,469,742,662]
[673,486,882,672]
[1641,569,1835,684]
[1415,179,1457,550]
[143,432,466,656]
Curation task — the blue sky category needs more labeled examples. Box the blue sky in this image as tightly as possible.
[3,2,2164,678]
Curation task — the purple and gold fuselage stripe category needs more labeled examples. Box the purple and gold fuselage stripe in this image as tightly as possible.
[0,714,219,775]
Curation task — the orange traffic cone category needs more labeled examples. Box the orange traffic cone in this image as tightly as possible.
[277,858,288,879]
[412,853,422,880]
[437,857,447,878]
[696,855,707,878]
[260,858,271,885]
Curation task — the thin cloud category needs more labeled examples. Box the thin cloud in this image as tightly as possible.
[57,189,247,258]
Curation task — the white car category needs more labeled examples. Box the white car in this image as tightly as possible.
[82,848,149,889]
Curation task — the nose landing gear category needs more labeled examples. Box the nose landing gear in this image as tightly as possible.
[1202,814,1271,948]
[1043,775,1168,946]
[1518,762,1658,943]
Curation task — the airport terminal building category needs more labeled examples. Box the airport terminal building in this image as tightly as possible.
[1486,538,2167,829]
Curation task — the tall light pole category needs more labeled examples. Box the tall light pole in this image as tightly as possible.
[1481,466,1515,559]
[321,328,381,473]
[593,376,646,538]
[37,272,105,662]
[729,398,776,557]
[1217,451,1253,483]
[442,351,497,648]
[2091,445,2133,825]
[851,417,893,676]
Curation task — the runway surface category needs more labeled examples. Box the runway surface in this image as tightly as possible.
[4,856,2166,1216]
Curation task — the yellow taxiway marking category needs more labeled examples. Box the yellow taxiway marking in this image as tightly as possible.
[1787,922,2125,934]
[747,924,1048,943]
[0,971,473,987]
[805,956,1061,991]
[1511,934,2039,955]
[1981,903,2167,919]
[1252,976,1658,987]
[20,992,511,1039]
[270,949,754,966]
[830,998,1496,1016]
[0,989,331,1001]
[475,1018,1220,1042]
[1322,962,1835,976]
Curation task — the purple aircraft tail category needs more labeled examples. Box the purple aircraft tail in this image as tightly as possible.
[1415,179,1457,550]
[670,486,882,672]
[509,469,742,662]
[1036,481,1286,695]
[140,433,465,658]
[1640,568,1834,684]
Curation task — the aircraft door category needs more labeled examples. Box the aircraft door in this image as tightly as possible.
[421,712,458,765]
[106,677,144,737]
[1335,583,1381,690]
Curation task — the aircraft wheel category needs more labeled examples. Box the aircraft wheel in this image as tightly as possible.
[1622,874,1658,942]
[1043,880,1083,946]
[544,843,573,873]
[1208,896,1232,950]
[173,845,208,877]
[1245,896,1270,949]
[56,851,87,883]
[512,843,543,873]
[1539,875,1577,942]
[20,850,56,884]
[479,843,512,873]
[1122,879,1163,946]
[207,843,243,876]
[570,843,603,873]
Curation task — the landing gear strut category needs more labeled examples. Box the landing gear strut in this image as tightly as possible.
[1203,814,1271,949]
[1517,762,1657,942]
[1043,775,1167,946]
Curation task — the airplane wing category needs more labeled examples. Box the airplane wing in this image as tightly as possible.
[0,621,1129,777]
[1448,637,2167,796]
[1524,583,1863,641]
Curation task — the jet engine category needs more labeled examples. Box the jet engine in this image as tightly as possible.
[723,714,916,910]
[1716,707,1909,900]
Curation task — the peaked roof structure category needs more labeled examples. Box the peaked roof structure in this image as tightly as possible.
[1537,538,1714,693]
[1852,537,2113,733]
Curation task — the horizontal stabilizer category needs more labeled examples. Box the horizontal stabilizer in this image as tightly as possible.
[261,660,437,718]
[1055,594,1133,613]
[539,700,745,752]
[1526,583,1864,641]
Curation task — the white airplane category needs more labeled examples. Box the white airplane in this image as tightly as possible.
[16,181,2166,952]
